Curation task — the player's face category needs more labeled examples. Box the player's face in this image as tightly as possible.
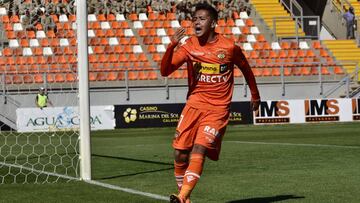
[192,9,215,37]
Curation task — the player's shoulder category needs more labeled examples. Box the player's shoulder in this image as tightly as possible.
[219,34,236,44]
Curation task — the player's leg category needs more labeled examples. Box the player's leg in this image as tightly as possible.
[178,144,206,201]
[174,149,190,192]
[174,109,230,202]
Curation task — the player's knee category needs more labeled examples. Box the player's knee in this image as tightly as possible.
[192,144,207,155]
[174,149,190,163]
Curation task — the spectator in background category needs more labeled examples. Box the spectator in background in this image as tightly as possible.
[41,11,57,33]
[343,6,355,39]
[35,87,53,110]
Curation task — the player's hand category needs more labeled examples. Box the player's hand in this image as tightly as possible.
[171,27,186,45]
[251,99,260,112]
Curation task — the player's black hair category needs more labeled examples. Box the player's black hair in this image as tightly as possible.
[194,2,218,22]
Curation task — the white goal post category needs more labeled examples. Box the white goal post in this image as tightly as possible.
[77,0,92,181]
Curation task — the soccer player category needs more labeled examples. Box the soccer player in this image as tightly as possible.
[160,2,261,203]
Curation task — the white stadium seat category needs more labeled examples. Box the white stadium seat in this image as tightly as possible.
[162,36,171,44]
[171,20,181,28]
[101,21,111,29]
[43,47,53,55]
[88,14,97,22]
[250,26,260,34]
[247,35,256,42]
[299,41,310,49]
[13,23,23,31]
[157,28,167,36]
[271,42,282,50]
[23,47,33,56]
[240,11,249,19]
[36,30,46,38]
[156,45,166,53]
[124,29,134,37]
[9,39,19,48]
[109,37,119,46]
[231,27,241,35]
[138,13,148,21]
[59,14,69,22]
[88,46,93,54]
[30,39,40,47]
[235,19,245,27]
[88,30,95,38]
[242,43,253,51]
[133,45,143,53]
[0,7,7,15]
[133,21,143,29]
[60,38,69,46]
[116,14,125,21]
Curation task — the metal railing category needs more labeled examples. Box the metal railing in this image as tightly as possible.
[280,0,304,28]
[330,0,360,44]
[272,15,320,41]
[323,60,359,98]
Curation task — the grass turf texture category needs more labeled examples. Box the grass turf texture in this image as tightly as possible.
[0,122,359,203]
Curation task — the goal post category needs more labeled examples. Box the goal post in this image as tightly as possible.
[77,0,92,181]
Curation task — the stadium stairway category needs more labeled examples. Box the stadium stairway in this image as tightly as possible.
[323,40,360,81]
[250,0,306,39]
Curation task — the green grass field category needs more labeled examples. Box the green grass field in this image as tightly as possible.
[0,122,360,203]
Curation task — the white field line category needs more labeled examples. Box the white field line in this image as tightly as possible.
[225,141,360,149]
[0,161,79,181]
[85,180,169,201]
[0,162,169,201]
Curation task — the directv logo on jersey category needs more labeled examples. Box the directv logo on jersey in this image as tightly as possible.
[304,99,339,122]
[352,98,360,121]
[255,101,290,124]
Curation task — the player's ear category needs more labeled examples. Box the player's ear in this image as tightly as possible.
[211,21,216,28]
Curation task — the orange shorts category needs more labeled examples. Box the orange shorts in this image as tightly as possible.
[172,104,230,161]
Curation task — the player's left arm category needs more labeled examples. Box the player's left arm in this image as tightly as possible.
[233,44,261,111]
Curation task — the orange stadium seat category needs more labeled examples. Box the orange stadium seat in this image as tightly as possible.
[34,74,44,83]
[12,75,23,84]
[23,74,33,83]
[106,72,117,81]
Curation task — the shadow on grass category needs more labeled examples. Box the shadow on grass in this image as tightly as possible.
[92,154,174,180]
[92,154,172,166]
[226,195,305,203]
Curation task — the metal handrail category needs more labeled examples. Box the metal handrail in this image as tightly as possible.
[323,60,359,98]
[280,0,304,28]
[272,15,320,40]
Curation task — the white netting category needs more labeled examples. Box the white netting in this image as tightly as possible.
[0,1,80,183]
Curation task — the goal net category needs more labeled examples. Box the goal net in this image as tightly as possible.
[0,0,84,183]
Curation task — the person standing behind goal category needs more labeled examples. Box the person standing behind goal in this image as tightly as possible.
[160,2,261,203]
[35,87,53,109]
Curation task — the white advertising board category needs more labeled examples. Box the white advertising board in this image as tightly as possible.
[17,106,115,132]
[254,98,357,125]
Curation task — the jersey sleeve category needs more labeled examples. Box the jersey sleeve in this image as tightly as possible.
[233,44,260,101]
[160,42,188,76]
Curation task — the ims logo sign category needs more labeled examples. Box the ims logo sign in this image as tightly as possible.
[304,99,339,122]
[255,101,290,124]
[352,99,360,121]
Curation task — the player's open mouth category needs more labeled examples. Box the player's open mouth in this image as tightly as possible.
[195,27,202,34]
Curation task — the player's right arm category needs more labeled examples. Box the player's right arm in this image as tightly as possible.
[160,28,187,77]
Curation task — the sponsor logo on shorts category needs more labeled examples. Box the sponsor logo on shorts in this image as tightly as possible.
[174,130,180,138]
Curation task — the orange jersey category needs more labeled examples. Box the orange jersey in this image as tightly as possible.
[161,34,260,110]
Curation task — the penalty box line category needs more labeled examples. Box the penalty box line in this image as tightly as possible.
[85,180,169,201]
[225,141,360,149]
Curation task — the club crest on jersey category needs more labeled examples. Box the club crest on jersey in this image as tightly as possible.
[216,50,227,60]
